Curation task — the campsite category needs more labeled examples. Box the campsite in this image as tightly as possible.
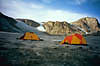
[0,32,100,66]
[0,11,100,66]
[0,0,100,66]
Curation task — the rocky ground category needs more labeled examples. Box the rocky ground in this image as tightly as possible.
[0,32,100,66]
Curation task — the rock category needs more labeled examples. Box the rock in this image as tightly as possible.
[71,17,100,33]
[43,21,85,35]
[16,19,40,27]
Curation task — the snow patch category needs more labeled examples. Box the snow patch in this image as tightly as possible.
[16,20,40,33]
[77,26,88,34]
[71,24,89,34]
[37,24,46,32]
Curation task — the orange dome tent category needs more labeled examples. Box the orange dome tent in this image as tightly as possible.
[60,33,87,45]
[19,32,40,40]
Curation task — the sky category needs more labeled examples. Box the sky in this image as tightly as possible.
[0,0,100,23]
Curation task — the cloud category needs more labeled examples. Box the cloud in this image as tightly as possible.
[0,0,89,23]
[0,0,44,18]
[75,0,86,5]
[37,10,88,22]
[0,0,44,10]
[69,0,87,5]
[31,4,43,9]
[13,9,88,23]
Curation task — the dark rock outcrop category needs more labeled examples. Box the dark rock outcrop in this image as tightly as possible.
[43,21,85,35]
[16,19,40,27]
[0,12,22,32]
[71,17,100,33]
[0,12,42,34]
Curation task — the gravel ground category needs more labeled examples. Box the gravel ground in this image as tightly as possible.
[0,32,100,66]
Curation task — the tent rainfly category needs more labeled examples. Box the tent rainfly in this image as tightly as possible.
[60,33,87,45]
[19,32,40,40]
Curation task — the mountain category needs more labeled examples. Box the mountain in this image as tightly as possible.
[16,20,44,34]
[43,21,85,35]
[71,17,100,34]
[43,17,100,35]
[0,12,23,32]
[1,12,100,35]
[0,12,43,34]
[16,19,40,27]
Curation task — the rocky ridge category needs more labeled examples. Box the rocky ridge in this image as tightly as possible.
[0,12,42,34]
[16,19,40,27]
[43,21,85,35]
[0,12,22,32]
[43,17,100,35]
[71,17,100,33]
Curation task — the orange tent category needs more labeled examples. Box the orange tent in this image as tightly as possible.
[60,33,87,45]
[19,32,40,40]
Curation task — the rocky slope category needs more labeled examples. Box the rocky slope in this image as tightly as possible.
[71,17,100,33]
[0,12,43,34]
[0,12,22,32]
[43,21,85,35]
[16,19,40,27]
